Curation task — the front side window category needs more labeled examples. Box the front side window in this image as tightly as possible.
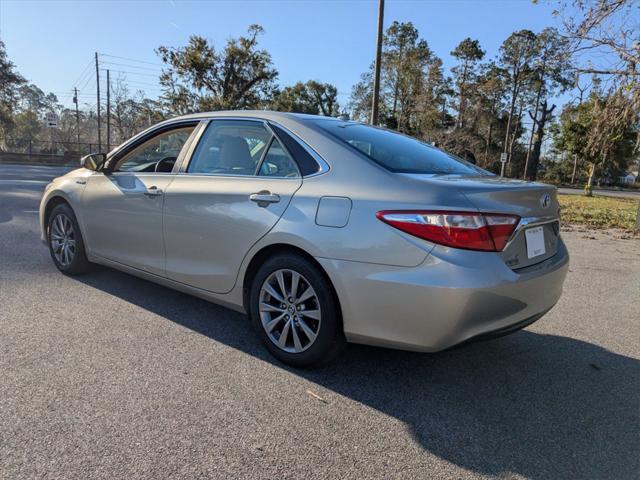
[114,127,195,173]
[187,120,271,176]
[315,119,491,176]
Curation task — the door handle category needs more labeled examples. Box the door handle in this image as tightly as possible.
[250,191,280,206]
[144,186,163,196]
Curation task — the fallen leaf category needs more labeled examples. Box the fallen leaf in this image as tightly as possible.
[306,389,328,404]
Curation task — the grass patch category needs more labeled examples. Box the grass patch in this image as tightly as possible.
[558,194,639,231]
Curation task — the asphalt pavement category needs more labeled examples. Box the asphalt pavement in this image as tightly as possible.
[1,164,639,479]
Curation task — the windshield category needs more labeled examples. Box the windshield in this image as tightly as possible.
[316,120,491,176]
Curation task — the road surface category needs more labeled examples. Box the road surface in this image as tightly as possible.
[558,186,640,199]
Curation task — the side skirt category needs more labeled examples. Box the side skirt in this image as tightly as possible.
[88,254,247,314]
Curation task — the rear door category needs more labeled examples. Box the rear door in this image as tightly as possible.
[163,119,302,293]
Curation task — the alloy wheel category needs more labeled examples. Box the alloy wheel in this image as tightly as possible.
[50,213,76,267]
[259,269,321,353]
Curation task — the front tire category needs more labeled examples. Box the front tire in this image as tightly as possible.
[47,203,91,275]
[249,253,345,368]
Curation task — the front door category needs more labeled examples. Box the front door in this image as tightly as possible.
[163,119,302,293]
[82,125,197,275]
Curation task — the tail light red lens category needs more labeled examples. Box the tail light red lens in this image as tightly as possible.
[376,211,520,252]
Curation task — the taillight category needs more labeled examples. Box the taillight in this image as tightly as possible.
[376,211,519,252]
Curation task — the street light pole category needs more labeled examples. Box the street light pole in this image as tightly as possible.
[370,0,384,126]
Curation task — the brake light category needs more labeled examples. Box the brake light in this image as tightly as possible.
[376,211,519,252]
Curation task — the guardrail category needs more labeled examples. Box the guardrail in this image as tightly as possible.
[0,152,80,167]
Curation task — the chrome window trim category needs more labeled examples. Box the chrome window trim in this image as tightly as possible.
[503,215,560,251]
[167,173,302,182]
[123,114,330,179]
[105,172,177,177]
[178,117,301,179]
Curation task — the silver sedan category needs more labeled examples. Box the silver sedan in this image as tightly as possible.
[40,111,569,367]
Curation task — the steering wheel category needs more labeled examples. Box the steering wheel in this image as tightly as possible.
[154,156,177,173]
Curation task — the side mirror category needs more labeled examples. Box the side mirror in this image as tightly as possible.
[80,153,107,171]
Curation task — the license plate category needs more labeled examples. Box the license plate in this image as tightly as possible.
[525,226,546,259]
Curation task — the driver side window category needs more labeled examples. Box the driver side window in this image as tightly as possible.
[114,127,195,173]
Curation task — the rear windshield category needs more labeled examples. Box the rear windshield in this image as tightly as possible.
[316,120,490,175]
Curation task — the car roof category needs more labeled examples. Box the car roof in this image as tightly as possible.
[107,110,349,160]
[165,110,345,126]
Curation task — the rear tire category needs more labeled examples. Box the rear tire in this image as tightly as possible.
[47,203,91,275]
[249,253,345,368]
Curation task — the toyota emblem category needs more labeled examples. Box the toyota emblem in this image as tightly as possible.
[540,193,551,208]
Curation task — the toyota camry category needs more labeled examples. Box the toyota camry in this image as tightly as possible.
[40,111,569,367]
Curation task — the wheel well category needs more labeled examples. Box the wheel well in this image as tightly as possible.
[44,196,71,229]
[242,243,342,321]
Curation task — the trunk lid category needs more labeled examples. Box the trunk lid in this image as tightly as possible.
[404,174,561,270]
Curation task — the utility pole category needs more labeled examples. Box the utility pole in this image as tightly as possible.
[73,87,80,150]
[370,0,384,126]
[106,69,111,152]
[95,52,101,151]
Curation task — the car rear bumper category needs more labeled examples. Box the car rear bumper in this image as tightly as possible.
[317,237,569,352]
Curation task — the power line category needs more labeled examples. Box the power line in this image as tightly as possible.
[107,76,164,92]
[109,77,163,88]
[52,90,93,95]
[98,52,163,67]
[64,53,166,115]
[120,83,164,91]
[50,93,93,99]
[78,70,96,92]
[101,68,159,78]
[129,84,163,90]
[72,58,95,87]
[100,60,163,73]
[74,67,94,89]
[98,72,165,99]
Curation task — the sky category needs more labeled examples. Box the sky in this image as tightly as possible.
[0,0,572,111]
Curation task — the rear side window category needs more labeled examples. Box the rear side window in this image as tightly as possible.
[269,124,321,176]
[316,120,490,175]
[258,138,299,177]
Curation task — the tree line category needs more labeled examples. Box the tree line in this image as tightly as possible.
[0,0,637,189]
